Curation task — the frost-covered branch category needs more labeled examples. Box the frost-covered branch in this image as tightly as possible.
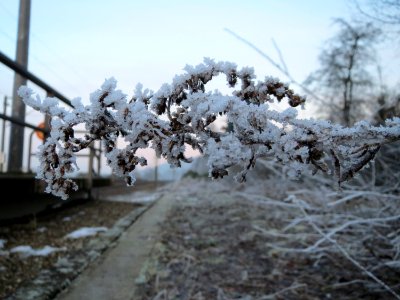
[293,198,400,300]
[237,175,400,297]
[19,58,400,199]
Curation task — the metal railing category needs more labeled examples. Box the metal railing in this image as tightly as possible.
[0,51,71,106]
[0,106,48,172]
[0,50,102,195]
[27,130,103,177]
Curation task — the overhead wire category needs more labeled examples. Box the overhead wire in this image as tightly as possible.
[0,2,97,98]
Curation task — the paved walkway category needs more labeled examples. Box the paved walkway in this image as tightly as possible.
[55,193,176,300]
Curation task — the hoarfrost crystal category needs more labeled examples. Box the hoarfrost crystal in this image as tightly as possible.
[19,59,400,199]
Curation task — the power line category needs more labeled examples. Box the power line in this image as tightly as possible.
[0,29,83,97]
[0,2,17,20]
[29,52,85,96]
[30,34,97,92]
[0,29,15,43]
[0,1,97,96]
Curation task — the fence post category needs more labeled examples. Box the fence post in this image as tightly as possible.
[88,145,94,199]
[0,96,7,172]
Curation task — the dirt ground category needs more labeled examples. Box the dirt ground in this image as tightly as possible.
[132,179,399,300]
[1,178,398,299]
[0,197,140,299]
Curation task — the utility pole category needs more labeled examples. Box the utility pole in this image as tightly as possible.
[8,0,31,172]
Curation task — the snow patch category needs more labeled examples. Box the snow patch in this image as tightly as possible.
[10,245,65,257]
[37,227,47,233]
[65,227,108,239]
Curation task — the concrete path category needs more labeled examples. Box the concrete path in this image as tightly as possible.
[55,194,176,300]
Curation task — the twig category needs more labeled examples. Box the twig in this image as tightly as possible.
[328,190,400,207]
[271,38,289,74]
[224,28,323,102]
[256,282,307,299]
[294,199,400,300]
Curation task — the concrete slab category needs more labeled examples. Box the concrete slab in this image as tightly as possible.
[55,194,176,300]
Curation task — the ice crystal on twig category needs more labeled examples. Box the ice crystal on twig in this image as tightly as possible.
[19,59,400,199]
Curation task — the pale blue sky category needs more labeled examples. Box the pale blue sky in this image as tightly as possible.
[0,0,359,103]
[0,0,398,173]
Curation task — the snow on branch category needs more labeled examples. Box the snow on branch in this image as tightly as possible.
[19,58,400,199]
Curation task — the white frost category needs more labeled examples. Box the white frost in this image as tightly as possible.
[65,227,108,239]
[19,58,400,199]
[10,245,65,257]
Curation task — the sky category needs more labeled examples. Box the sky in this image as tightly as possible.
[0,0,398,174]
[0,0,357,100]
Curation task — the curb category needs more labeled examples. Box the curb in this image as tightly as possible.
[6,200,157,300]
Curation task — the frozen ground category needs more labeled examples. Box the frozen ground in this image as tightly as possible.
[0,199,141,299]
[2,160,400,299]
[131,176,400,299]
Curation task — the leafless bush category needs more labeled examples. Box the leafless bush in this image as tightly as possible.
[239,158,400,298]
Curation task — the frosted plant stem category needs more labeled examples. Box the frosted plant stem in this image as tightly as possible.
[256,282,307,300]
[19,59,400,199]
[295,199,400,300]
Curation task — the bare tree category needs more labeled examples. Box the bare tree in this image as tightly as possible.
[305,19,382,126]
[354,0,400,25]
